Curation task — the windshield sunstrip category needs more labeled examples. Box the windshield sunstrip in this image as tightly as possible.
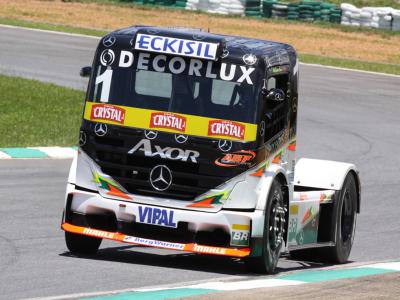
[99,50,257,85]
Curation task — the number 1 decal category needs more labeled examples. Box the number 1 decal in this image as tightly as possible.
[95,68,113,103]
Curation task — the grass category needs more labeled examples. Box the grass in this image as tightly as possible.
[0,17,107,36]
[0,75,84,147]
[300,54,400,74]
[65,0,400,9]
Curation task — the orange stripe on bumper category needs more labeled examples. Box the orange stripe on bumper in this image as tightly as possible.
[62,223,251,258]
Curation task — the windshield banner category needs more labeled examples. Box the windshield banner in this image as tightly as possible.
[85,102,258,142]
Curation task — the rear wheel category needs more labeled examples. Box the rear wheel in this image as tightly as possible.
[290,173,357,263]
[246,179,286,273]
[65,231,102,255]
[325,173,357,263]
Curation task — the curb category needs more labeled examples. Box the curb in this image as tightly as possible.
[0,147,77,159]
[84,261,400,299]
[27,261,400,300]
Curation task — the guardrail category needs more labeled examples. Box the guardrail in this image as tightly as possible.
[130,0,400,31]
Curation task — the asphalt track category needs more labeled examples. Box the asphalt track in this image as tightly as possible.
[0,25,400,299]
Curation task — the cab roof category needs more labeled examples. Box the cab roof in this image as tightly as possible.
[106,25,296,67]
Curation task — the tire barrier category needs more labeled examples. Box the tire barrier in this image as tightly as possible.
[245,0,262,17]
[393,9,400,31]
[286,1,340,22]
[272,2,288,19]
[341,3,397,30]
[186,0,247,16]
[130,0,400,31]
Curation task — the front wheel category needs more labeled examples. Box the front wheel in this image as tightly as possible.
[65,231,102,255]
[245,179,286,274]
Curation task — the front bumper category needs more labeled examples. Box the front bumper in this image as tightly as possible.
[62,223,251,257]
[63,184,265,258]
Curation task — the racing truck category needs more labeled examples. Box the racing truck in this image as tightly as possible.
[62,26,361,273]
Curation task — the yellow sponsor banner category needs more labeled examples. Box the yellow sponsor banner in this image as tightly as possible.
[84,102,258,142]
[232,224,251,231]
[290,204,299,215]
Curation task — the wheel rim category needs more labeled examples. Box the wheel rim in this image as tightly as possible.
[268,193,285,251]
[341,189,355,244]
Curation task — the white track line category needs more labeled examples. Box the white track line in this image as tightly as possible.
[186,278,304,291]
[362,262,400,271]
[0,24,99,39]
[0,151,11,159]
[30,147,77,159]
[300,62,400,78]
[1,24,399,78]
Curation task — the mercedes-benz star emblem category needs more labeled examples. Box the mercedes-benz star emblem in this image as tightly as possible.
[221,48,230,58]
[79,131,87,146]
[145,130,158,140]
[94,123,107,137]
[243,53,257,65]
[175,134,188,144]
[149,165,172,191]
[103,36,116,47]
[218,140,233,152]
[193,33,205,40]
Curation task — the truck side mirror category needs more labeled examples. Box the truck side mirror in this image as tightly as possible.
[80,66,92,78]
[265,88,285,102]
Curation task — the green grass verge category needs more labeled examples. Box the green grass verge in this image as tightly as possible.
[300,54,400,75]
[0,75,84,147]
[0,17,107,37]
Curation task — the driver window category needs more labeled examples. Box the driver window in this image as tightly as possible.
[263,73,289,143]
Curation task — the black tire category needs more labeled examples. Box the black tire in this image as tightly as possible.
[326,172,358,263]
[245,179,286,274]
[65,231,102,255]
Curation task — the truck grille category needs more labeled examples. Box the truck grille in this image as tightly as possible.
[83,126,238,201]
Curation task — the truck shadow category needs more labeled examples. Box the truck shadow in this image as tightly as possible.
[60,245,347,276]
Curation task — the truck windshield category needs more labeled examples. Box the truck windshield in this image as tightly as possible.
[88,64,259,124]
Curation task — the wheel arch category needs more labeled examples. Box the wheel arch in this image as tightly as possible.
[294,158,361,213]
[255,164,288,212]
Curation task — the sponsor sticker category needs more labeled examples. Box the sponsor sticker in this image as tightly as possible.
[192,245,226,255]
[215,150,256,168]
[137,206,177,228]
[135,34,219,60]
[231,224,250,246]
[208,120,245,140]
[150,112,186,133]
[231,231,250,246]
[128,139,199,163]
[90,104,126,124]
[123,236,185,250]
[83,228,114,239]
